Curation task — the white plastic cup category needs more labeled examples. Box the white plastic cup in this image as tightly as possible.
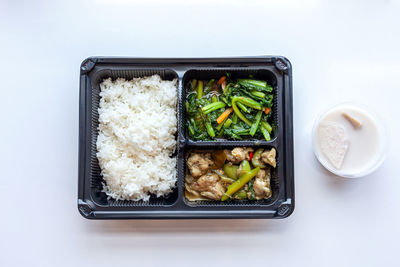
[312,102,387,178]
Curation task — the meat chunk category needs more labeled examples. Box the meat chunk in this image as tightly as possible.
[253,168,272,200]
[187,153,213,178]
[185,183,201,198]
[185,174,195,184]
[225,147,254,164]
[200,182,225,200]
[189,173,225,200]
[261,148,276,168]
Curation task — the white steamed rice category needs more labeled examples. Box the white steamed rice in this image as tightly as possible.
[96,75,177,201]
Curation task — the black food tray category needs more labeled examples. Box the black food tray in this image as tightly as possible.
[78,56,294,219]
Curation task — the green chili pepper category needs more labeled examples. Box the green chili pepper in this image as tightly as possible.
[250,111,263,136]
[196,80,203,99]
[223,164,239,180]
[237,160,251,177]
[221,167,260,201]
[251,148,266,168]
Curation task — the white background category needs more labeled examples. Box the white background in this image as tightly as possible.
[1,0,399,266]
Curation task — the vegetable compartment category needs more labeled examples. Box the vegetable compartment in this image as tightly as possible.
[183,69,278,143]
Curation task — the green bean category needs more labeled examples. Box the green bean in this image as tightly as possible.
[211,94,218,103]
[250,111,263,136]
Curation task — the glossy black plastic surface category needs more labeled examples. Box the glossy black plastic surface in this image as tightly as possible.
[78,57,294,219]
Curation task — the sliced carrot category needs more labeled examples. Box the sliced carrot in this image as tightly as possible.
[217,108,233,124]
[264,107,271,115]
[217,76,226,85]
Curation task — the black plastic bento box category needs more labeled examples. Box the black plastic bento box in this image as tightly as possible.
[78,56,294,219]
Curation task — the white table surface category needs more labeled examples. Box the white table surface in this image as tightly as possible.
[1,0,399,266]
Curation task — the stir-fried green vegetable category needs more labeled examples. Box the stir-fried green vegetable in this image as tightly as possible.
[186,74,274,140]
[221,167,260,201]
[223,164,239,179]
[251,148,266,168]
[250,111,263,136]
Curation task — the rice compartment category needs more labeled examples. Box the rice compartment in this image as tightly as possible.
[96,75,178,201]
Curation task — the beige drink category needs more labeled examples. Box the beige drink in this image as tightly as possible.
[314,104,385,177]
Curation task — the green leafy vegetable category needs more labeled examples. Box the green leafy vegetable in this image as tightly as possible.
[186,74,275,140]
